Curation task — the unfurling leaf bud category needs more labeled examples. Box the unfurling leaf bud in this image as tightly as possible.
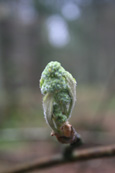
[40,61,79,144]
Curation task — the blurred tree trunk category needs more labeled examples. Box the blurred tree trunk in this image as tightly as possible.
[0,17,18,127]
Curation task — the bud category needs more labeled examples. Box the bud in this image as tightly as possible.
[40,61,79,143]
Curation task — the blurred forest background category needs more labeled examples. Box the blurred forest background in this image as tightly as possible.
[0,0,115,172]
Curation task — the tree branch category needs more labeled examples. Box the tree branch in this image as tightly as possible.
[3,144,115,173]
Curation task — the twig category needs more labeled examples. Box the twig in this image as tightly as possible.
[3,144,115,173]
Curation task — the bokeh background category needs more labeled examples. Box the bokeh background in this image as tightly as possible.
[0,0,115,172]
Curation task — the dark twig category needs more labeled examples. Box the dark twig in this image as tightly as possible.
[3,144,115,173]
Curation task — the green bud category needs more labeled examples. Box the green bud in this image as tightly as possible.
[40,61,77,134]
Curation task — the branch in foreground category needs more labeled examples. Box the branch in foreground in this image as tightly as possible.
[3,144,115,173]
